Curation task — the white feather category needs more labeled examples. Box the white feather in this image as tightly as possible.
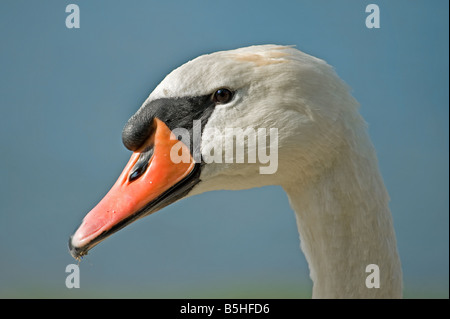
[141,45,403,298]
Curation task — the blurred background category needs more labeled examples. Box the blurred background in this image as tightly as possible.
[0,0,448,298]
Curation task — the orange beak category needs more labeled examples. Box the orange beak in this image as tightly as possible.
[69,118,197,259]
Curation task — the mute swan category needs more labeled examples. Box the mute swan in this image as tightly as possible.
[69,45,403,298]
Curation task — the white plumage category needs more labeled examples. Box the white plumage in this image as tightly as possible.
[150,45,403,298]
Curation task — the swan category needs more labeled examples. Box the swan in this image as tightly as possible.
[69,45,403,298]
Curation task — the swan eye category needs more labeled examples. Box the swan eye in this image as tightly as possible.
[213,88,233,104]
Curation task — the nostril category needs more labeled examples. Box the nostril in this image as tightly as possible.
[129,161,149,181]
[128,147,154,182]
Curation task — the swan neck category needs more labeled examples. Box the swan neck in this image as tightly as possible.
[284,142,403,298]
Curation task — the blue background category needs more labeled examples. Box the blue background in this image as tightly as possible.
[0,0,448,298]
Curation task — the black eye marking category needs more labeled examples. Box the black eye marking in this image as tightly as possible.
[212,88,233,104]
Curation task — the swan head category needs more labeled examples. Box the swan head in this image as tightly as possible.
[69,44,360,259]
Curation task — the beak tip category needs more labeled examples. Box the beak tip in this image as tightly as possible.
[69,118,199,260]
[68,235,87,261]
